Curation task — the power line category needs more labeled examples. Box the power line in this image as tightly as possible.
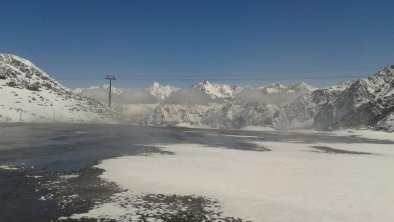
[56,65,384,82]
[58,74,368,82]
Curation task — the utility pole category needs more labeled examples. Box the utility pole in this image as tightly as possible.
[105,75,116,107]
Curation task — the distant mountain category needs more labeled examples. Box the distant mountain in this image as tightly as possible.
[0,54,116,122]
[143,68,393,131]
[272,82,352,129]
[259,82,316,95]
[145,82,179,100]
[192,80,243,99]
[14,50,388,132]
[73,67,394,132]
[74,82,178,103]
[314,66,394,131]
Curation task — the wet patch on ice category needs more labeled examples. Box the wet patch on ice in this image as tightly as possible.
[235,142,271,151]
[136,145,174,156]
[0,166,121,221]
[310,146,374,155]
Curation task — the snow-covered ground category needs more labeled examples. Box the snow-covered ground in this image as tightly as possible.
[0,79,114,122]
[68,130,394,222]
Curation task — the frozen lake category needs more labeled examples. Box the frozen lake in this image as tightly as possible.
[0,123,393,221]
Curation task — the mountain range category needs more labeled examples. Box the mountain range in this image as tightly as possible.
[1,54,393,132]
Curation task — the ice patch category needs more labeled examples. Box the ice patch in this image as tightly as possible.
[0,165,19,170]
[59,174,79,180]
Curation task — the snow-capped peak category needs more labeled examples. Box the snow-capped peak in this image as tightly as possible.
[145,82,179,100]
[259,83,287,94]
[287,81,317,92]
[258,82,316,95]
[192,80,243,99]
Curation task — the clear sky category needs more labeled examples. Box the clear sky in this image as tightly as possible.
[1,0,393,88]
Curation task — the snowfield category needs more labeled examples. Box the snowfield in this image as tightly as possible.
[69,132,394,222]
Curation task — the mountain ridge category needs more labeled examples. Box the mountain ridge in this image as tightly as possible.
[2,54,393,131]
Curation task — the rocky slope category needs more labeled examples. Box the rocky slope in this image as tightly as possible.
[313,66,394,131]
[272,82,351,129]
[0,54,116,122]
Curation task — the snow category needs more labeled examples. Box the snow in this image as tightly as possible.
[175,122,212,129]
[0,165,19,170]
[192,80,243,99]
[240,125,276,131]
[0,80,112,122]
[59,174,79,180]
[145,82,179,100]
[259,82,317,95]
[69,140,394,222]
[0,54,115,123]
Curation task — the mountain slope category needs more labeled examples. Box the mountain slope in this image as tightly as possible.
[0,54,116,122]
[272,82,351,129]
[314,66,394,130]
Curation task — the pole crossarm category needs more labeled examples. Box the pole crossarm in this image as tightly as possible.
[105,75,117,80]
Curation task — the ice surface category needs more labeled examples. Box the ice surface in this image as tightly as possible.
[69,140,394,222]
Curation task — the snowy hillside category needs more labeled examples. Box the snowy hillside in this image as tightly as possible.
[0,54,116,123]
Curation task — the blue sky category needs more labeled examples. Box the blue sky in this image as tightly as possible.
[1,0,393,88]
